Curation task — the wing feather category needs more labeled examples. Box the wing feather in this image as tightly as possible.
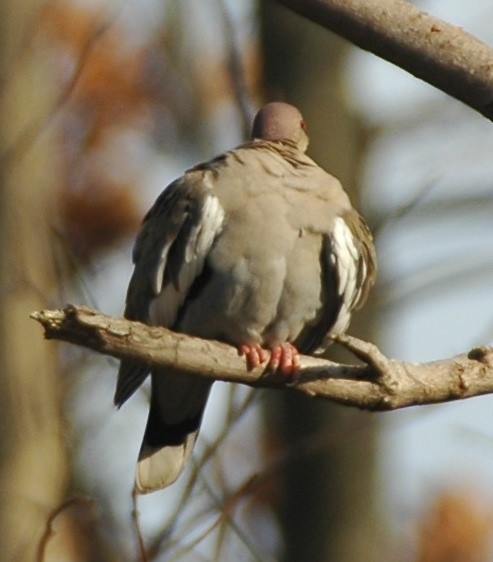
[299,212,376,353]
[328,213,376,336]
[114,173,224,407]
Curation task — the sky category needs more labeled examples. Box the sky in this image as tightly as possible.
[348,0,493,545]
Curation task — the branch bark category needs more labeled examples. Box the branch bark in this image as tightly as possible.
[274,0,493,121]
[31,305,493,411]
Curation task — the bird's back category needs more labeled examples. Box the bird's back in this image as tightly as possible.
[166,140,351,352]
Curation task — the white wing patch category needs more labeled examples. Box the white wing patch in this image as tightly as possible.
[330,217,361,335]
[186,193,223,261]
[332,217,358,296]
[149,194,225,327]
[154,243,172,294]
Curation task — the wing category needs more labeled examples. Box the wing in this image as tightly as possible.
[327,210,376,336]
[114,171,225,407]
[295,210,376,353]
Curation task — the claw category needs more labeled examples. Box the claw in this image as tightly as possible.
[238,343,269,371]
[238,342,301,380]
[269,343,301,379]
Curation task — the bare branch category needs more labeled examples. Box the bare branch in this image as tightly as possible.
[31,305,493,411]
[131,489,148,562]
[36,496,96,562]
[274,0,493,121]
[0,5,118,169]
[215,0,254,139]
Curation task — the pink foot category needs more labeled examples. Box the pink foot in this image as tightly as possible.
[268,343,301,378]
[238,343,269,371]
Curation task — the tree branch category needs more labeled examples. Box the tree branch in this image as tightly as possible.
[31,305,493,411]
[274,0,493,122]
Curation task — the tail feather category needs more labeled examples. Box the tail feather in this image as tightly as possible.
[136,431,198,493]
[134,371,212,493]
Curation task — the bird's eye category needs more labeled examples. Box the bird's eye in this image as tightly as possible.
[300,120,307,131]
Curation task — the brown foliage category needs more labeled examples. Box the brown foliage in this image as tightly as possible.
[61,182,139,259]
[417,492,492,562]
[42,3,155,258]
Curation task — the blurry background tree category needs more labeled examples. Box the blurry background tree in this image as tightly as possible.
[0,2,70,560]
[2,0,493,561]
[259,3,379,562]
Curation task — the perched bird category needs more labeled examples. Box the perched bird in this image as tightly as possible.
[115,102,376,493]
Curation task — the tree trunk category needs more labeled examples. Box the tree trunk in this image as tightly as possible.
[259,3,381,561]
[0,3,69,559]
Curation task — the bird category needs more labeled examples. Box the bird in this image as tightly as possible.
[115,102,376,493]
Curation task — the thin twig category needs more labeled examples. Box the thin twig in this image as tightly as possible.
[215,0,254,139]
[131,488,148,562]
[0,3,124,168]
[145,390,257,558]
[36,495,95,562]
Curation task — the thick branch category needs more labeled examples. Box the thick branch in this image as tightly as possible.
[275,0,493,121]
[31,305,493,411]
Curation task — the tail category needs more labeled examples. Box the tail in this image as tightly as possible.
[135,371,212,493]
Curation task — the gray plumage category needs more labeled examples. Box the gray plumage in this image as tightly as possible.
[115,102,376,493]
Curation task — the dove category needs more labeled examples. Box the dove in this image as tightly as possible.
[115,102,376,493]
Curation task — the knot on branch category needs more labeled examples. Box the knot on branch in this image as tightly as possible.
[468,346,493,368]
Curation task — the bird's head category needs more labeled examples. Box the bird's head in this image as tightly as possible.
[251,102,309,153]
